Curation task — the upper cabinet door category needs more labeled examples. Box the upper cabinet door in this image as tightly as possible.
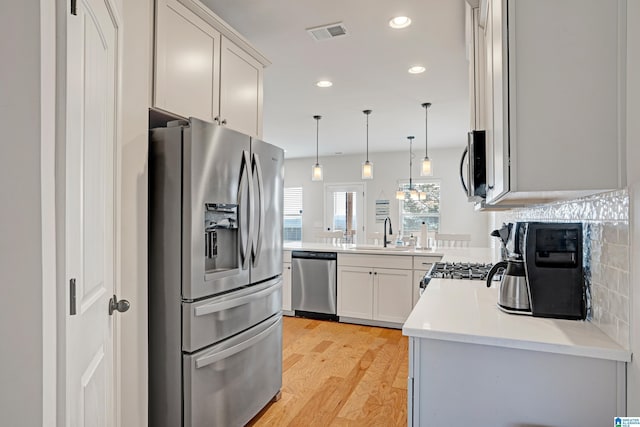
[220,37,264,138]
[488,0,507,202]
[154,0,220,122]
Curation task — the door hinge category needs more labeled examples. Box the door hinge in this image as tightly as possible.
[71,0,77,15]
[70,278,77,315]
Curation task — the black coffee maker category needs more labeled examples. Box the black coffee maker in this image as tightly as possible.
[524,222,586,320]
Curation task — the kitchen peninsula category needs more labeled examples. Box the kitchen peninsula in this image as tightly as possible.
[403,278,631,426]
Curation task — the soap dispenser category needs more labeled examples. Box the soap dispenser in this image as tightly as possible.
[395,229,404,246]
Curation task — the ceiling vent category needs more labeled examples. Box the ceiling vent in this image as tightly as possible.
[306,22,348,41]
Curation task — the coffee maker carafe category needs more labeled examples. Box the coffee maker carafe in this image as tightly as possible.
[487,222,531,314]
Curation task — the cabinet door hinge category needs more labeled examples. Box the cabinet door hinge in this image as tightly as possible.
[71,0,77,15]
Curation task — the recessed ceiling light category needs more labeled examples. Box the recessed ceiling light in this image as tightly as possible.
[316,80,333,88]
[389,16,411,29]
[408,66,426,74]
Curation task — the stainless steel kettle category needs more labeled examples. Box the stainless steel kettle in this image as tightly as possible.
[486,259,531,314]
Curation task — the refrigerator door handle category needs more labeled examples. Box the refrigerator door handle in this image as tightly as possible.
[194,315,280,369]
[238,150,253,270]
[193,279,281,316]
[251,153,265,266]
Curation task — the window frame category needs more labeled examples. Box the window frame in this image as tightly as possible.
[283,186,303,242]
[397,179,441,235]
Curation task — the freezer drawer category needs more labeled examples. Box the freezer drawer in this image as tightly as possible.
[182,277,282,352]
[183,314,283,427]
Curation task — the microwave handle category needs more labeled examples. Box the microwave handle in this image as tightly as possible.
[460,146,470,196]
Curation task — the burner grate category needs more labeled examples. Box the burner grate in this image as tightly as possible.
[428,262,495,280]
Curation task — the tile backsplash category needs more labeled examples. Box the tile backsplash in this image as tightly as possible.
[493,189,630,349]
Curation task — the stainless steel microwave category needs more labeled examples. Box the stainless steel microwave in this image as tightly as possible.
[460,130,486,202]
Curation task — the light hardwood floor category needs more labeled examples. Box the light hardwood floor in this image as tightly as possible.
[248,317,408,426]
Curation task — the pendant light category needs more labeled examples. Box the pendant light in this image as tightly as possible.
[311,115,323,181]
[396,136,420,200]
[361,109,374,179]
[420,102,433,176]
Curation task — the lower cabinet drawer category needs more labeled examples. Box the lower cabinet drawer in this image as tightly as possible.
[183,314,283,427]
[338,253,412,269]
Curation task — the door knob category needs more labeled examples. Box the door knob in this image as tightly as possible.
[108,295,130,315]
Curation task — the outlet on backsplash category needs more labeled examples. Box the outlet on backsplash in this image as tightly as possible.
[492,189,630,349]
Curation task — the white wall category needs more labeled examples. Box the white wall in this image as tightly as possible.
[626,0,640,414]
[120,0,152,425]
[0,2,43,425]
[284,147,489,246]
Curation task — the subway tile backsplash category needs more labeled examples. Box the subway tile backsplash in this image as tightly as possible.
[494,189,630,349]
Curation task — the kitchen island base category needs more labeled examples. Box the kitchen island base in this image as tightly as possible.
[408,337,626,426]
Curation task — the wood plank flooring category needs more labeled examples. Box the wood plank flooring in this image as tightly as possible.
[248,317,408,426]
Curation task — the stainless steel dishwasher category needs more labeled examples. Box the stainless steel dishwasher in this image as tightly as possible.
[291,251,338,320]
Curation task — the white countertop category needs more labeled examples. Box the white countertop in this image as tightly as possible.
[284,242,498,263]
[403,279,631,362]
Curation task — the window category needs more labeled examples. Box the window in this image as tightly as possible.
[398,181,441,234]
[283,187,303,242]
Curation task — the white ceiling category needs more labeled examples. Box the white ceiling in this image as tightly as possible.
[201,0,470,159]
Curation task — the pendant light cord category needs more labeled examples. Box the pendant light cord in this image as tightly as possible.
[408,136,414,189]
[363,110,372,162]
[422,102,431,158]
[313,115,321,163]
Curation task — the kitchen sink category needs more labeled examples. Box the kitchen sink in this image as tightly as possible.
[352,245,409,251]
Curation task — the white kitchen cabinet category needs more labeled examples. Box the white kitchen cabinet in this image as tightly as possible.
[412,255,441,307]
[282,250,292,314]
[412,270,426,307]
[154,0,267,138]
[337,266,374,320]
[282,262,292,313]
[154,0,220,122]
[466,3,486,131]
[479,0,626,206]
[408,337,625,426]
[337,254,414,326]
[373,268,413,323]
[220,37,263,138]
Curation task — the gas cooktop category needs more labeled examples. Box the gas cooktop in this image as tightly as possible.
[428,262,495,280]
[421,262,499,290]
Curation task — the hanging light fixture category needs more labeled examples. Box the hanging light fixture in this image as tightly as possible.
[311,115,323,181]
[420,102,433,176]
[396,136,420,200]
[361,109,373,179]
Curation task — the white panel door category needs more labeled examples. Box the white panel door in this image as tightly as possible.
[65,0,119,425]
[373,268,413,323]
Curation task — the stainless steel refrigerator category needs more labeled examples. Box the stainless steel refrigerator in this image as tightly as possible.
[148,117,284,427]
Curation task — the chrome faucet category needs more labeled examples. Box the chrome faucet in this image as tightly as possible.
[383,217,393,247]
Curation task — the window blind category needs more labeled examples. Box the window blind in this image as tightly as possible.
[284,187,303,216]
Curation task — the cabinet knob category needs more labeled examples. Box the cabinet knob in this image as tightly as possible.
[221,119,227,126]
[374,272,377,275]
[369,271,372,275]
